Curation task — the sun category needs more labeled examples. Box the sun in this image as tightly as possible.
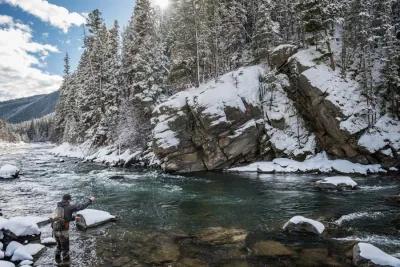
[153,0,169,9]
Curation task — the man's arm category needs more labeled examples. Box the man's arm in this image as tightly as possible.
[71,197,95,212]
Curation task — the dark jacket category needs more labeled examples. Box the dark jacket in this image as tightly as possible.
[57,199,92,222]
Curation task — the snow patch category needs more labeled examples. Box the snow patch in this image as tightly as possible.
[355,243,400,267]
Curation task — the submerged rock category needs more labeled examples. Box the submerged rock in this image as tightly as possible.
[195,227,248,245]
[315,176,358,190]
[353,242,400,267]
[251,240,293,257]
[283,216,325,235]
[385,194,400,206]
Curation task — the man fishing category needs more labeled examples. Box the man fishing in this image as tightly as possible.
[52,194,95,264]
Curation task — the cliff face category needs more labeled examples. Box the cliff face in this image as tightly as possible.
[0,119,21,143]
[151,46,400,173]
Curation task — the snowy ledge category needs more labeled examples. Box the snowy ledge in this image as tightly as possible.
[227,152,385,175]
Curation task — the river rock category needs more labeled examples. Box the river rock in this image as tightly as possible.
[41,237,56,246]
[10,246,33,262]
[283,216,325,235]
[19,260,33,266]
[76,209,116,229]
[5,241,23,257]
[297,248,341,267]
[176,258,209,267]
[315,176,358,190]
[0,165,20,179]
[0,261,15,267]
[195,227,248,245]
[353,242,400,266]
[251,240,293,257]
[270,44,298,69]
[1,217,41,241]
[385,194,400,206]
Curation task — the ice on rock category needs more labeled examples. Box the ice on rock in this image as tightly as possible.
[283,216,325,235]
[353,243,400,267]
[76,209,116,229]
[0,164,20,179]
[5,241,22,257]
[0,261,15,267]
[315,176,358,190]
[1,217,40,237]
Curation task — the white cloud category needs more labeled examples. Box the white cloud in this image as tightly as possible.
[1,0,85,32]
[0,15,62,101]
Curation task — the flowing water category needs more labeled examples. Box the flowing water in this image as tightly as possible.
[1,143,399,266]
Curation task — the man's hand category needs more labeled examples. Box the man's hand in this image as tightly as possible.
[89,196,96,202]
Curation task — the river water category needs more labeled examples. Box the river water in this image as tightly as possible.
[0,143,399,266]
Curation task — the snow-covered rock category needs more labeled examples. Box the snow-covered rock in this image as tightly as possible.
[0,261,15,267]
[76,209,116,229]
[41,237,56,246]
[271,44,298,68]
[315,176,358,190]
[23,244,45,257]
[152,65,267,172]
[10,247,32,262]
[228,152,384,175]
[283,216,325,235]
[353,242,400,267]
[0,251,3,260]
[0,164,20,179]
[5,242,22,257]
[19,260,33,266]
[1,217,41,238]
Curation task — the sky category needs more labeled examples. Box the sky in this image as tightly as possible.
[0,0,135,101]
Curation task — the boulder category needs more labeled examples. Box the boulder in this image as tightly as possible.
[195,227,247,245]
[353,242,400,266]
[1,217,41,239]
[0,165,20,179]
[251,240,293,257]
[5,241,23,257]
[76,209,116,229]
[315,176,358,190]
[10,247,32,262]
[283,216,325,235]
[0,261,15,267]
[271,44,298,69]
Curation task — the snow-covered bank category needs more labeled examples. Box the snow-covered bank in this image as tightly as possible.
[50,142,158,167]
[227,152,385,175]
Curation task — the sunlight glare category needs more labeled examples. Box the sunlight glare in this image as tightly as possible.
[154,0,169,9]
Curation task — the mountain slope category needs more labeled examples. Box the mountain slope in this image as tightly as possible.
[0,91,59,123]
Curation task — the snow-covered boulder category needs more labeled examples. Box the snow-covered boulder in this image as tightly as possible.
[0,165,20,179]
[1,217,41,239]
[41,237,56,246]
[5,242,22,257]
[0,261,15,267]
[271,44,298,69]
[76,209,116,229]
[10,247,32,262]
[315,176,358,190]
[0,251,3,260]
[19,260,33,266]
[353,243,400,267]
[283,216,325,235]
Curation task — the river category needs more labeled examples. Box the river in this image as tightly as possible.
[0,143,399,266]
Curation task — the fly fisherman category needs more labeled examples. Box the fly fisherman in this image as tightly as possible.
[52,194,95,264]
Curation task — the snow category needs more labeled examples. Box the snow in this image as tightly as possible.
[335,212,383,226]
[0,261,15,267]
[41,237,56,245]
[0,164,19,179]
[10,247,32,262]
[1,217,40,237]
[51,142,142,167]
[5,242,22,257]
[19,260,33,266]
[283,216,325,234]
[23,243,45,256]
[356,243,400,267]
[76,209,115,227]
[358,115,400,155]
[228,152,384,175]
[153,65,265,150]
[316,176,357,188]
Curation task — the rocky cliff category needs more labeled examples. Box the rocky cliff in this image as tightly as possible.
[151,45,400,173]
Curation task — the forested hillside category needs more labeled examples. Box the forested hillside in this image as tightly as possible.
[53,0,400,171]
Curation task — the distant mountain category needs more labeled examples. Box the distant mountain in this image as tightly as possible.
[0,91,59,123]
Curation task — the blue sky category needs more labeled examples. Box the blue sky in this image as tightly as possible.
[0,0,135,100]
